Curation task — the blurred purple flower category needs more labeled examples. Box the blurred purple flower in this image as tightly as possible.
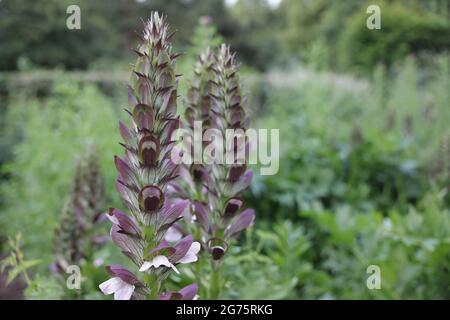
[159,283,199,300]
[175,44,256,263]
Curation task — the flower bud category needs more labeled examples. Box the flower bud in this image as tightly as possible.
[207,238,228,260]
[190,164,206,183]
[138,185,164,213]
[228,164,246,183]
[138,134,160,167]
[184,106,196,125]
[223,197,244,219]
[229,106,244,128]
[133,103,153,130]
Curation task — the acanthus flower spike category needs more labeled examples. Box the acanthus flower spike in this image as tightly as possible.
[99,12,198,300]
[169,44,255,299]
[52,145,106,275]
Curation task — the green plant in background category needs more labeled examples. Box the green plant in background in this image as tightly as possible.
[186,16,223,65]
[0,233,64,299]
[0,234,39,289]
[51,144,108,299]
[431,134,450,193]
[304,38,330,72]
[228,221,312,299]
[299,189,450,299]
[178,16,223,98]
[250,53,450,219]
[338,1,450,72]
[0,79,121,263]
[242,47,449,299]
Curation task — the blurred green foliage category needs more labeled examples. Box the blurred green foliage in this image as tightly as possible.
[250,54,450,217]
[0,0,234,70]
[301,191,450,299]
[338,2,450,72]
[0,80,121,263]
[280,0,450,71]
[2,0,449,71]
[0,0,118,70]
[218,190,450,299]
[242,54,450,299]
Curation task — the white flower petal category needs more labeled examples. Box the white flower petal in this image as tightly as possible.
[99,277,124,295]
[152,255,180,274]
[114,283,135,300]
[141,255,180,274]
[139,261,152,272]
[151,255,173,268]
[170,263,180,274]
[178,241,201,264]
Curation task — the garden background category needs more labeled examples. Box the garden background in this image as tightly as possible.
[0,0,449,299]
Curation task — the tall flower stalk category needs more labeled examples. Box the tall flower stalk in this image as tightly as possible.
[52,144,106,273]
[99,12,199,300]
[172,45,255,298]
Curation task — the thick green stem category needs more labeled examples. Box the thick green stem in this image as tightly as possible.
[144,273,160,300]
[209,261,222,299]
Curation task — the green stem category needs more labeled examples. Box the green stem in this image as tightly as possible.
[144,273,160,300]
[209,261,222,299]
[195,250,202,289]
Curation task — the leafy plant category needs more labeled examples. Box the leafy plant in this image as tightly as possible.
[224,221,311,299]
[50,144,108,299]
[0,79,121,263]
[0,234,40,287]
[300,190,450,299]
[338,1,450,72]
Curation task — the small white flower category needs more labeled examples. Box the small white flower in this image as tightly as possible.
[99,277,135,300]
[139,255,180,274]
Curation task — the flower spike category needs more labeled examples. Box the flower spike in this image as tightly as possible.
[99,12,198,300]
